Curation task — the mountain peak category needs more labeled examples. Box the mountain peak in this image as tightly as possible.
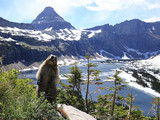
[43,6,56,13]
[113,18,147,35]
[38,6,59,19]
[32,6,75,30]
[44,6,55,11]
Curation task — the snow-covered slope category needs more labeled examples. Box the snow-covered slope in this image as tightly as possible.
[134,55,160,72]
[0,26,102,42]
[121,54,160,95]
[0,25,104,65]
[0,26,54,41]
[124,46,160,59]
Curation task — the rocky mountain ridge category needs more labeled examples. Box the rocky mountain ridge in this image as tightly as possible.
[0,17,33,30]
[0,6,160,66]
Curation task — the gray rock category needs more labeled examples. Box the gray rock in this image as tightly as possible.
[57,104,96,120]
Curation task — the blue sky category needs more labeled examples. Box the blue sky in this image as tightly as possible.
[0,0,160,29]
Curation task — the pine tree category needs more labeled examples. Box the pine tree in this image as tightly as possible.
[126,93,134,120]
[85,53,101,113]
[64,65,83,94]
[107,70,128,118]
[62,65,85,110]
[148,97,160,119]
[94,70,128,119]
[125,91,141,120]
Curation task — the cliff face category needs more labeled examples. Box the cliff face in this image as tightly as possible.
[88,19,160,59]
[1,7,160,65]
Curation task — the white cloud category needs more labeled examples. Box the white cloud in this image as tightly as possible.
[36,0,147,11]
[1,0,160,28]
[35,0,160,13]
[35,0,72,15]
[87,0,129,11]
[144,0,160,9]
[68,0,93,7]
[147,3,160,9]
[86,0,146,11]
[144,17,160,23]
[32,0,160,27]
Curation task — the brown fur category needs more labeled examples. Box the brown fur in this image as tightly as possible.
[36,54,60,102]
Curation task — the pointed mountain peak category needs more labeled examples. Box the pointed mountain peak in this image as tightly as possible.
[32,6,75,30]
[44,6,55,11]
[39,6,59,18]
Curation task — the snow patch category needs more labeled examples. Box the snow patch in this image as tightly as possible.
[88,29,102,38]
[100,50,121,59]
[122,52,130,59]
[57,29,82,41]
[58,59,78,66]
[20,66,38,72]
[39,33,53,40]
[59,75,67,80]
[45,27,52,31]
[119,71,160,97]
[0,37,16,42]
[152,26,155,31]
[58,56,80,66]
[93,52,108,60]
[124,46,160,59]
[56,29,102,41]
[0,26,54,41]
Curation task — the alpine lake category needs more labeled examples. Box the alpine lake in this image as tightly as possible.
[20,60,156,116]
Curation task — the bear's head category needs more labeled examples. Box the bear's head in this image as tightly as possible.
[46,54,57,67]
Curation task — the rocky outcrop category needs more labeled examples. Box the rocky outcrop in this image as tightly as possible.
[57,104,96,120]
